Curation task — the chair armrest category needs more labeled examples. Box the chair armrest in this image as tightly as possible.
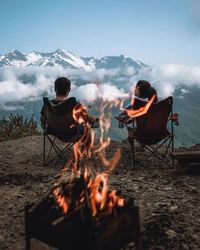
[169,113,179,126]
[115,116,135,128]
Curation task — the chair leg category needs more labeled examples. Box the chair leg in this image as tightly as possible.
[43,133,46,167]
[132,139,135,163]
[43,135,75,166]
[134,137,173,169]
[25,205,31,250]
[172,135,175,168]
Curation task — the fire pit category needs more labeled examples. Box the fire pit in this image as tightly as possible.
[25,172,142,250]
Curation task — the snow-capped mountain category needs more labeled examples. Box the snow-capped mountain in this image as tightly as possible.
[0,49,147,70]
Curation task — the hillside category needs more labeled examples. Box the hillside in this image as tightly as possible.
[0,136,199,249]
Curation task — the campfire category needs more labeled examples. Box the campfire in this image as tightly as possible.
[25,97,147,250]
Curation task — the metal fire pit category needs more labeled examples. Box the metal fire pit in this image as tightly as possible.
[25,195,142,250]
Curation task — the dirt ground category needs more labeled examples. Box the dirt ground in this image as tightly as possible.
[0,135,200,250]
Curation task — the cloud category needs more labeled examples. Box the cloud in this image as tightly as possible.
[0,66,66,104]
[136,64,200,97]
[0,66,129,107]
[0,64,200,109]
[72,83,99,103]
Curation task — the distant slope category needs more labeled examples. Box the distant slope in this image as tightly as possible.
[0,49,146,71]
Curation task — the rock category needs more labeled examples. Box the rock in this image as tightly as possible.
[181,243,189,250]
[162,187,172,191]
[165,229,177,238]
[170,205,178,212]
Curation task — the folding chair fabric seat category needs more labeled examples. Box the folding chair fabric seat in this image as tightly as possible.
[45,125,83,143]
[42,97,83,166]
[127,96,175,168]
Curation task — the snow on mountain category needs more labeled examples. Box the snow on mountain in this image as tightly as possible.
[0,49,147,71]
[25,51,43,65]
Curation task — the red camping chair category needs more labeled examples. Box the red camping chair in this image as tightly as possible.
[117,96,179,168]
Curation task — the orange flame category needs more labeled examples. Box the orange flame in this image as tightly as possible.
[72,104,88,124]
[98,148,121,173]
[88,172,124,217]
[126,95,156,118]
[53,188,69,214]
[53,168,125,216]
[71,104,95,170]
[54,89,127,217]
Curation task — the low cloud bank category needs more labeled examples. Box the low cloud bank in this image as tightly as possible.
[0,64,200,109]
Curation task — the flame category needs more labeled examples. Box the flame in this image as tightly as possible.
[71,104,95,169]
[108,191,124,214]
[89,173,108,216]
[87,171,124,217]
[72,104,88,124]
[53,84,129,217]
[126,95,156,118]
[53,169,124,216]
[98,148,121,173]
[53,188,69,214]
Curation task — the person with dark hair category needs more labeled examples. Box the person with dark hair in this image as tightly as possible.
[134,80,158,102]
[117,80,158,127]
[54,76,71,96]
[134,80,151,99]
[116,80,158,151]
[40,77,98,157]
[41,77,97,126]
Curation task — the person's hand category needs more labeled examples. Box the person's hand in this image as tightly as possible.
[118,121,124,128]
[91,117,99,128]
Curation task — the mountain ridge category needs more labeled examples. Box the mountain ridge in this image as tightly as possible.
[0,49,147,71]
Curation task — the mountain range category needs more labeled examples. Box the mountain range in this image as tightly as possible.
[0,49,200,147]
[0,49,146,70]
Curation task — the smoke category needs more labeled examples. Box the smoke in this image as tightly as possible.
[0,64,200,109]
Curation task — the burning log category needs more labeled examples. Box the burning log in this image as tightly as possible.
[25,174,142,250]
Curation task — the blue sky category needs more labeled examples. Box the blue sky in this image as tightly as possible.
[0,0,200,65]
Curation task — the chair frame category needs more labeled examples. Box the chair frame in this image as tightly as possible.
[43,131,75,167]
[42,97,78,167]
[123,97,175,169]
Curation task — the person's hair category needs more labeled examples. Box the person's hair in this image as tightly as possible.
[148,86,158,102]
[135,80,151,98]
[54,77,71,96]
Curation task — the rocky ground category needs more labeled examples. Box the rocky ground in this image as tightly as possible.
[0,135,200,250]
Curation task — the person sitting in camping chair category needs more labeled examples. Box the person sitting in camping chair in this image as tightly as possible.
[116,80,158,152]
[117,80,158,127]
[40,77,98,166]
[116,80,179,168]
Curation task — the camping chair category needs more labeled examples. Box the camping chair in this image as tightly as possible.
[118,96,178,169]
[42,97,82,167]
